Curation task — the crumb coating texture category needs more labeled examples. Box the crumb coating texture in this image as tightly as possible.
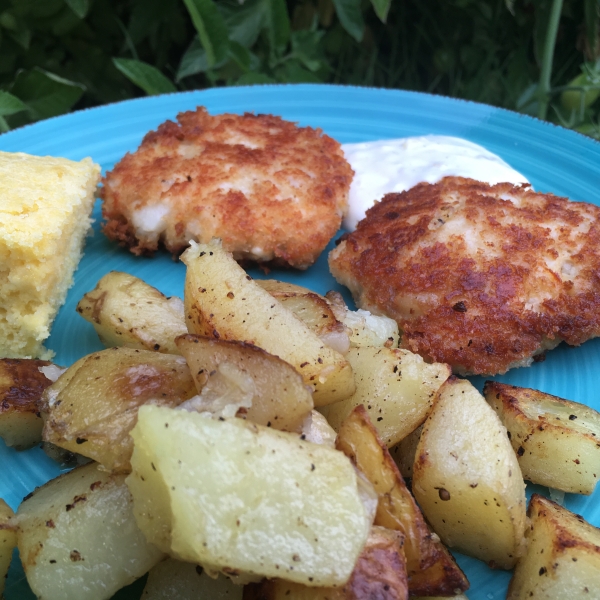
[0,152,100,359]
[329,176,600,375]
[101,107,353,269]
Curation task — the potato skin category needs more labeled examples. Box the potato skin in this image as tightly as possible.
[507,494,600,599]
[41,347,197,472]
[484,381,600,495]
[335,406,469,597]
[0,358,56,449]
[336,407,437,575]
[175,334,313,432]
[243,527,409,600]
[405,543,472,598]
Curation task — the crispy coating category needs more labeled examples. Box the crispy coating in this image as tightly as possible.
[329,177,600,375]
[101,107,352,269]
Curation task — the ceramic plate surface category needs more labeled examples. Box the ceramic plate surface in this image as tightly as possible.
[2,84,600,599]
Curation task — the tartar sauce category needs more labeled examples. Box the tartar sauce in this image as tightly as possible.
[341,135,529,231]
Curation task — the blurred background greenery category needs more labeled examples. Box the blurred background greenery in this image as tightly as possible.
[0,0,598,138]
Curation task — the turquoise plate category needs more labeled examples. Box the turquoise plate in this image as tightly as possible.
[1,84,600,599]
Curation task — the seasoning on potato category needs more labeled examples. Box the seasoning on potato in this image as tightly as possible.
[181,239,355,406]
[484,380,600,495]
[15,462,164,600]
[76,271,188,355]
[41,347,197,472]
[507,493,600,599]
[7,225,600,600]
[324,346,451,447]
[412,376,527,569]
[175,334,314,432]
[244,526,409,600]
[335,405,469,597]
[126,404,377,587]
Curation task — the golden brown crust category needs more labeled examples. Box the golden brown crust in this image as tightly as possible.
[101,107,352,269]
[0,358,53,414]
[407,540,470,596]
[329,177,600,375]
[345,527,408,600]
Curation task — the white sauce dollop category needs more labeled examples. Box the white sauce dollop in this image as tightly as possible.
[341,135,529,231]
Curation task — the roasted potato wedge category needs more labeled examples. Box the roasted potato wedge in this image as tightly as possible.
[127,405,377,587]
[175,335,313,432]
[181,240,355,406]
[41,347,197,472]
[335,406,469,597]
[406,541,472,598]
[16,462,164,600]
[390,425,423,479]
[0,358,60,450]
[142,558,243,599]
[484,381,600,495]
[257,280,350,355]
[258,281,400,351]
[412,377,527,569]
[507,493,600,599]
[244,526,408,600]
[324,347,451,447]
[336,406,435,574]
[0,499,16,598]
[76,271,187,354]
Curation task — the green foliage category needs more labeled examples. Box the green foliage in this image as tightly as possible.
[113,58,177,95]
[64,0,90,19]
[0,0,598,139]
[0,90,27,132]
[331,0,364,42]
[181,0,229,66]
[9,67,84,127]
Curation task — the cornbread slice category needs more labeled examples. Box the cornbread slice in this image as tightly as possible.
[0,151,100,359]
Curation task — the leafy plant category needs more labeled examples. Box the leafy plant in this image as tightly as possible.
[0,0,598,139]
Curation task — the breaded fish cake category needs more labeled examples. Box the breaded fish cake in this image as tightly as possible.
[329,177,600,375]
[101,107,352,269]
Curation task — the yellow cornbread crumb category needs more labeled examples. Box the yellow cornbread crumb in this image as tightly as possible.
[0,151,100,359]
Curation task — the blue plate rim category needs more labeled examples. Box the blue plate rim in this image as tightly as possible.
[1,83,600,152]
